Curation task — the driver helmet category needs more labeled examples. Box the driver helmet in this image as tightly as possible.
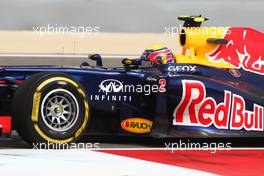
[140,45,175,65]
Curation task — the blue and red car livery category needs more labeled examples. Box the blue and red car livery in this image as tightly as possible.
[0,15,263,145]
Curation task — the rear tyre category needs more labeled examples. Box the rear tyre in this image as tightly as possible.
[12,72,89,145]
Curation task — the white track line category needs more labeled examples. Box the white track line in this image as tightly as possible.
[0,149,216,176]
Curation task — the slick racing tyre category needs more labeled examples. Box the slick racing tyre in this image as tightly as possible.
[12,72,89,145]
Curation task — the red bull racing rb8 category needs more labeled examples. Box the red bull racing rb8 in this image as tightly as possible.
[0,15,263,145]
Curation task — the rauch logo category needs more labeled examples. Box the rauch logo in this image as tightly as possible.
[121,118,153,133]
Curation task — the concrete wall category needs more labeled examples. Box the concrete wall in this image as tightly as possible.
[0,31,179,55]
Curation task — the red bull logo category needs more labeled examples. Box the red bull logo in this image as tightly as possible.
[208,27,264,75]
[173,80,264,131]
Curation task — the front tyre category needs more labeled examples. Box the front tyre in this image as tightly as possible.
[12,72,89,145]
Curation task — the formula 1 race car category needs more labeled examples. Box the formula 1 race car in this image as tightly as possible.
[0,16,263,145]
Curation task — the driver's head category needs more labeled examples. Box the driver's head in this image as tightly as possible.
[140,45,175,65]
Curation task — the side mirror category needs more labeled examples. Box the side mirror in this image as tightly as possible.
[80,61,90,68]
[88,54,103,67]
[122,58,141,71]
[122,58,141,66]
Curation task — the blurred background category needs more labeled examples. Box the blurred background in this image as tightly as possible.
[0,0,263,66]
[0,0,263,32]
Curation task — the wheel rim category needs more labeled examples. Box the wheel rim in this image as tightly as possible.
[41,89,79,132]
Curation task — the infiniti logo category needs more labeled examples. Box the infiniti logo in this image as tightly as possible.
[99,79,123,94]
[92,78,166,102]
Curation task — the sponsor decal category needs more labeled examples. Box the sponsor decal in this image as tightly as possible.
[168,65,197,72]
[173,80,263,131]
[90,94,132,102]
[90,79,166,102]
[168,65,197,77]
[121,118,153,133]
[208,27,264,75]
[99,79,123,94]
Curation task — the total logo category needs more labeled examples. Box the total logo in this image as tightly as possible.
[121,118,153,133]
[173,80,263,131]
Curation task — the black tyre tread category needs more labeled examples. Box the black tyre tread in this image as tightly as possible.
[13,72,50,144]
